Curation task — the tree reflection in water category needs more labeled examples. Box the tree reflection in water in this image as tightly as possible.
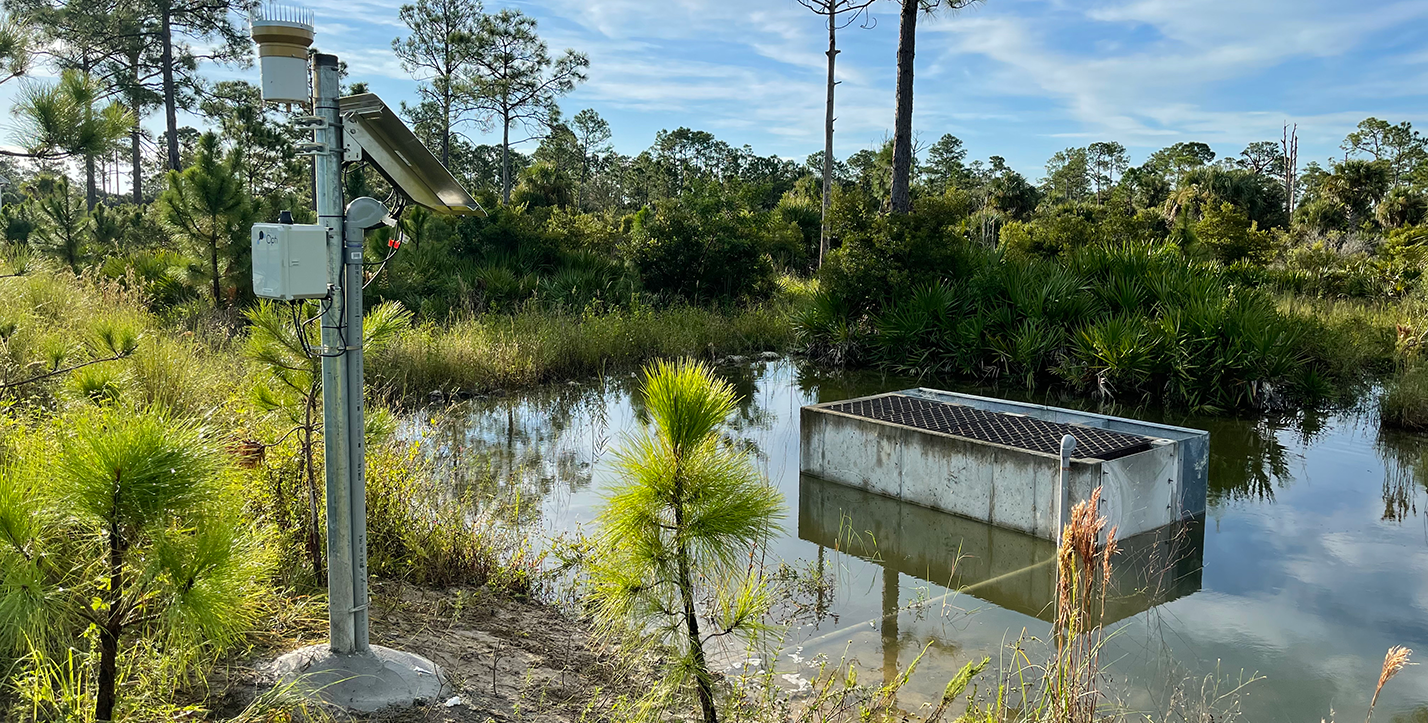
[415,361,782,531]
[1377,426,1428,522]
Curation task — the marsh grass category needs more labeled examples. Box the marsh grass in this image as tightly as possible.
[365,438,542,593]
[368,302,796,400]
[1382,368,1428,429]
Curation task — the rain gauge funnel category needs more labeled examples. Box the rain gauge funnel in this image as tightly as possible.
[801,389,1209,542]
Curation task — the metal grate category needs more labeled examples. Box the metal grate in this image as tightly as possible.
[827,394,1155,460]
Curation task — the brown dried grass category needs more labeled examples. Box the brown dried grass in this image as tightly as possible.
[1368,646,1413,722]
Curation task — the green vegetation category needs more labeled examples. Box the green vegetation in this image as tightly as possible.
[590,359,784,723]
[4,0,1428,718]
[369,301,795,397]
[0,410,266,722]
[0,269,537,720]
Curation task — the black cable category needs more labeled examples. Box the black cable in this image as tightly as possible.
[289,294,347,359]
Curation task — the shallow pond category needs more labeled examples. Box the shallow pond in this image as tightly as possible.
[410,358,1428,722]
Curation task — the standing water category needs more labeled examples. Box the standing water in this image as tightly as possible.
[410,358,1428,723]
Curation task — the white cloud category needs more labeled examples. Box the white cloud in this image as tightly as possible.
[919,0,1428,160]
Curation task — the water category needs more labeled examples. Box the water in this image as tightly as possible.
[410,359,1428,722]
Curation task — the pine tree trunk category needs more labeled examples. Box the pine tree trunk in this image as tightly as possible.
[131,52,144,203]
[161,2,180,171]
[85,154,98,211]
[441,87,451,166]
[303,402,323,580]
[819,18,838,267]
[674,473,718,723]
[501,111,511,204]
[889,0,918,214]
[94,495,125,722]
[211,237,221,307]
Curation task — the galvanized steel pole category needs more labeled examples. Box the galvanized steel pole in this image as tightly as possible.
[1057,434,1077,547]
[343,199,374,653]
[313,52,356,655]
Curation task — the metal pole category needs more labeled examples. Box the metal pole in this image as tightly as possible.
[1056,434,1077,547]
[313,52,356,655]
[344,206,370,652]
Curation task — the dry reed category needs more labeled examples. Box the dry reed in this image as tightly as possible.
[1367,645,1412,722]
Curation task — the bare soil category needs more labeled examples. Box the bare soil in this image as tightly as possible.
[213,582,630,722]
[364,582,626,723]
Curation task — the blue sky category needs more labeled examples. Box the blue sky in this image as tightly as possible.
[11,0,1428,180]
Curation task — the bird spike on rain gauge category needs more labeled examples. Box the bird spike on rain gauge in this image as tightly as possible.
[248,3,481,711]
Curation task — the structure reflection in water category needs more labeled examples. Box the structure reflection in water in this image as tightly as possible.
[797,473,1205,626]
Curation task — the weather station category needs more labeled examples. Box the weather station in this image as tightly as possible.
[248,3,483,712]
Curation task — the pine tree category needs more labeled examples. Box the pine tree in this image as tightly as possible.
[590,359,783,723]
[11,70,134,210]
[467,9,588,204]
[157,132,250,308]
[26,175,93,273]
[0,410,265,722]
[246,300,413,580]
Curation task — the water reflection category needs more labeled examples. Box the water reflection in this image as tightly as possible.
[409,359,1428,722]
[1377,427,1428,523]
[797,474,1204,625]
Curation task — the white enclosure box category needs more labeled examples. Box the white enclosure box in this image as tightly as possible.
[252,223,330,300]
[259,55,310,104]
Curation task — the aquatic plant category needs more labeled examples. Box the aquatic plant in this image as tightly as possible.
[589,359,784,723]
[1382,366,1428,429]
[801,242,1341,411]
[368,302,795,399]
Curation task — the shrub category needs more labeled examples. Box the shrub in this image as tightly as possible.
[1195,200,1277,265]
[623,196,776,304]
[819,196,973,315]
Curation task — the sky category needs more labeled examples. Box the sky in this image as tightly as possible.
[9,0,1428,180]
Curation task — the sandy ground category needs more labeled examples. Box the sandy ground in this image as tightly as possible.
[214,582,633,722]
[363,582,628,723]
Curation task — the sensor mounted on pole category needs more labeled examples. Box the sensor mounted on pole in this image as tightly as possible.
[249,4,316,104]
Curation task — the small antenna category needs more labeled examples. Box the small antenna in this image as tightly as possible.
[251,3,314,27]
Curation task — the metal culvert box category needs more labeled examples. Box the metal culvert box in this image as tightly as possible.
[800,389,1209,542]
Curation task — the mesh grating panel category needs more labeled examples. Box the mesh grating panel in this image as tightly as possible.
[826,394,1156,460]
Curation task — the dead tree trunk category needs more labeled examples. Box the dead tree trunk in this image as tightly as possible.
[1282,122,1298,219]
[889,0,918,214]
[820,20,837,267]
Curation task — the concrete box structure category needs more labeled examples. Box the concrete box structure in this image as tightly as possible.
[800,389,1209,542]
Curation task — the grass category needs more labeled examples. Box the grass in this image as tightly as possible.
[1382,367,1428,429]
[0,268,548,722]
[368,301,796,399]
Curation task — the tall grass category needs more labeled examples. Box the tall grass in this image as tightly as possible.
[368,302,796,399]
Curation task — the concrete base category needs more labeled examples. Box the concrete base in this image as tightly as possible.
[270,644,448,712]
